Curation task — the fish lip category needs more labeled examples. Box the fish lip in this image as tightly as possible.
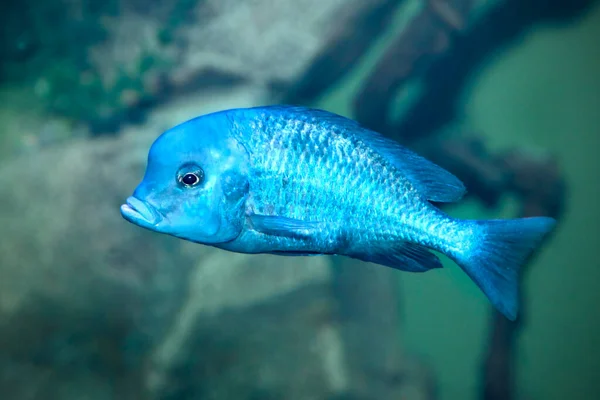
[120,196,163,227]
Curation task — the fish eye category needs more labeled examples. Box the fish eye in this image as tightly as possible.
[177,164,204,188]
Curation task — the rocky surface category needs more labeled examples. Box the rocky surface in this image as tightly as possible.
[0,0,439,398]
[0,91,434,399]
[78,0,385,132]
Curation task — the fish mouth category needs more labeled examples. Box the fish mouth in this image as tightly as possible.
[120,196,163,227]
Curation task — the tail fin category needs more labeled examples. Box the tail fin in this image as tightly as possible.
[452,217,556,321]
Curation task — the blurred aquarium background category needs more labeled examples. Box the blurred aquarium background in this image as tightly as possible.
[0,0,599,399]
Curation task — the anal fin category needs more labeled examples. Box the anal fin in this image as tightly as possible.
[351,242,443,272]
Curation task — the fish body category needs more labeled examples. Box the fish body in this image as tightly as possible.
[121,106,556,320]
[217,108,461,260]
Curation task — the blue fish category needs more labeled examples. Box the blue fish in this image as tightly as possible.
[121,106,555,320]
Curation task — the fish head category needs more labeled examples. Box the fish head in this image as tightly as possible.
[121,112,250,244]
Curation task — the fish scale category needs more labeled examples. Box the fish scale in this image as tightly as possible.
[239,109,430,253]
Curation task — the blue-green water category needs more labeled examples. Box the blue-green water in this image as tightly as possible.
[319,3,600,399]
[1,1,599,399]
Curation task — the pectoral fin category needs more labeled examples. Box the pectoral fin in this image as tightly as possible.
[249,214,324,238]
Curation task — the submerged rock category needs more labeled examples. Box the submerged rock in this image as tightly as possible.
[0,0,435,398]
[0,98,435,399]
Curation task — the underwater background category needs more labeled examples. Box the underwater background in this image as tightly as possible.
[0,1,598,400]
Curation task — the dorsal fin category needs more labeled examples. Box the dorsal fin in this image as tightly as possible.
[355,132,467,202]
[259,105,466,203]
